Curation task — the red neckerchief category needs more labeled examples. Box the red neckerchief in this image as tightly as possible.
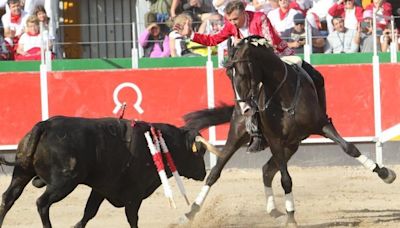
[10,13,21,23]
[279,8,289,21]
[27,31,39,36]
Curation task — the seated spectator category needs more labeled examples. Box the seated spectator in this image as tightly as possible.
[1,0,29,52]
[325,16,360,53]
[248,0,279,14]
[169,13,201,56]
[139,21,171,58]
[145,0,172,29]
[281,13,325,53]
[0,32,11,60]
[33,5,54,41]
[212,0,229,15]
[189,12,224,56]
[170,0,215,24]
[15,15,50,61]
[267,0,299,35]
[306,0,336,33]
[364,0,392,30]
[359,10,381,52]
[328,0,363,30]
[289,0,313,16]
[380,27,398,52]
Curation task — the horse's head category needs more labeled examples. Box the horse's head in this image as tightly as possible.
[224,36,273,116]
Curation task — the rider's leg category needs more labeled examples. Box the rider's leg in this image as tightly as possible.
[301,61,327,117]
[246,113,267,153]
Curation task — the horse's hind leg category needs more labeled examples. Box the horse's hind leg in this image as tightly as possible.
[262,145,297,219]
[321,121,396,183]
[0,166,35,227]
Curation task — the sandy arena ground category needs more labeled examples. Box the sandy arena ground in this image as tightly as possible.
[1,165,400,228]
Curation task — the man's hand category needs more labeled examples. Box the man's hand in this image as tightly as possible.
[174,19,193,37]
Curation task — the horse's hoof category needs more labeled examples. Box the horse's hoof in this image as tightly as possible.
[269,208,285,218]
[382,168,396,184]
[177,215,190,225]
[286,222,298,228]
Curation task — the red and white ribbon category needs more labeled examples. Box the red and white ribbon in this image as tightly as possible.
[156,129,190,205]
[144,131,176,208]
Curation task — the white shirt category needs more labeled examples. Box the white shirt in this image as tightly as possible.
[18,32,46,52]
[1,11,29,37]
[267,8,298,35]
[344,8,358,30]
[169,30,184,56]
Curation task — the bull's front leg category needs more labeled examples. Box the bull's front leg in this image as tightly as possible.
[125,198,142,228]
[181,110,249,223]
[74,190,105,228]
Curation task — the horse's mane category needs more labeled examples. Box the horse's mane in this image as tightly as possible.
[224,35,274,69]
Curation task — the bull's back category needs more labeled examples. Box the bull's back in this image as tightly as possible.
[33,116,133,188]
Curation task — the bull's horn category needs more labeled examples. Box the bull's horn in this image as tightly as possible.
[195,136,224,158]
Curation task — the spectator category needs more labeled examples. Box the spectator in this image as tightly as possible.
[139,21,171,58]
[249,0,279,14]
[15,15,49,61]
[289,0,313,16]
[364,0,392,30]
[328,0,363,30]
[0,32,11,60]
[170,0,215,22]
[190,12,224,56]
[281,13,325,53]
[1,0,29,48]
[33,5,49,27]
[325,16,360,53]
[380,27,398,52]
[306,0,336,33]
[267,0,299,35]
[358,10,381,52]
[212,0,230,15]
[145,0,172,29]
[169,13,200,56]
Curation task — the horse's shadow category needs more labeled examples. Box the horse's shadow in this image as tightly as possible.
[341,209,400,223]
[296,209,400,228]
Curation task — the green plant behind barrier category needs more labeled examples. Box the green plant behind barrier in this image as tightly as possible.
[0,52,398,72]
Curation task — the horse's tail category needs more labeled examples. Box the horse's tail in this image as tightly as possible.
[183,104,234,131]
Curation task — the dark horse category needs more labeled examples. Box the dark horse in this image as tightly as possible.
[181,36,396,226]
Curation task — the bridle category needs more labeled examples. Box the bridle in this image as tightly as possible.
[228,56,290,113]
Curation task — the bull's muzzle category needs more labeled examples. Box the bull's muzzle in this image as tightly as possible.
[194,136,224,158]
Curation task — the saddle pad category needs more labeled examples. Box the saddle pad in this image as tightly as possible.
[281,56,302,68]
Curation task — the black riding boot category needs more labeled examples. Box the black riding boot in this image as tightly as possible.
[301,61,328,119]
[246,114,267,153]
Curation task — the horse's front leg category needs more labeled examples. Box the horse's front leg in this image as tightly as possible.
[262,143,297,220]
[182,109,249,222]
[269,139,298,227]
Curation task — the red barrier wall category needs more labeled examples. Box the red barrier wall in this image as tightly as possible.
[1,64,399,145]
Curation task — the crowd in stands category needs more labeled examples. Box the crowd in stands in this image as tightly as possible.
[0,0,52,60]
[0,0,398,60]
[143,0,399,58]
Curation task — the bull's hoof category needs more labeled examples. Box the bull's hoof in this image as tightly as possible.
[378,167,396,184]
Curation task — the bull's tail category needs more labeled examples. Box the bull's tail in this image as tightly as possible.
[19,121,47,167]
[183,105,234,131]
[0,156,17,166]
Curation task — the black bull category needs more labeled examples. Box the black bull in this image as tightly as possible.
[0,116,216,228]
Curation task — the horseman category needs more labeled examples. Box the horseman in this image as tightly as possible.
[176,0,327,152]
